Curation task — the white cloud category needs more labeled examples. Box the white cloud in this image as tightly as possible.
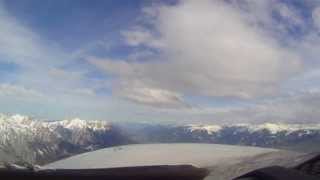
[116,87,189,108]
[313,7,320,30]
[2,0,320,123]
[276,3,303,26]
[0,84,45,101]
[138,89,320,124]
[89,57,189,108]
[219,89,320,124]
[90,0,302,108]
[0,5,66,69]
[0,4,114,118]
[121,28,164,48]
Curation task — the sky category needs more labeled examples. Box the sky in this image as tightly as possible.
[1,0,320,124]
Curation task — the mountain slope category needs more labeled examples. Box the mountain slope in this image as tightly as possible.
[120,123,320,152]
[0,114,131,165]
[1,113,320,166]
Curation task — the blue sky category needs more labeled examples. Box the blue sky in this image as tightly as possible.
[1,0,320,124]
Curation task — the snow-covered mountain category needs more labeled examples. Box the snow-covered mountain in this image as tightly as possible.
[122,122,320,152]
[187,123,320,135]
[1,113,320,166]
[0,114,131,165]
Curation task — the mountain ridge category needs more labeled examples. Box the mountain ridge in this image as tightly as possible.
[1,113,320,165]
[0,114,131,165]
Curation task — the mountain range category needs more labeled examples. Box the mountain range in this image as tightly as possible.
[1,114,320,165]
[120,123,320,152]
[0,114,131,165]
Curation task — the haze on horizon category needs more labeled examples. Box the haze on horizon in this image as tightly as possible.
[1,0,320,124]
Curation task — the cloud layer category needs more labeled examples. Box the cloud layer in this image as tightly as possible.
[90,0,303,108]
[2,0,320,124]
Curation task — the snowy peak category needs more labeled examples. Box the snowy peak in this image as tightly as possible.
[1,113,320,165]
[243,123,320,134]
[8,114,30,122]
[187,124,222,135]
[0,114,112,134]
[48,118,111,131]
[0,114,32,126]
[186,122,320,135]
[0,114,130,165]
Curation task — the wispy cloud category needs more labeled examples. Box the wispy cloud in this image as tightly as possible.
[312,6,320,30]
[0,5,66,69]
[116,87,190,109]
[0,84,45,101]
[0,2,114,118]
